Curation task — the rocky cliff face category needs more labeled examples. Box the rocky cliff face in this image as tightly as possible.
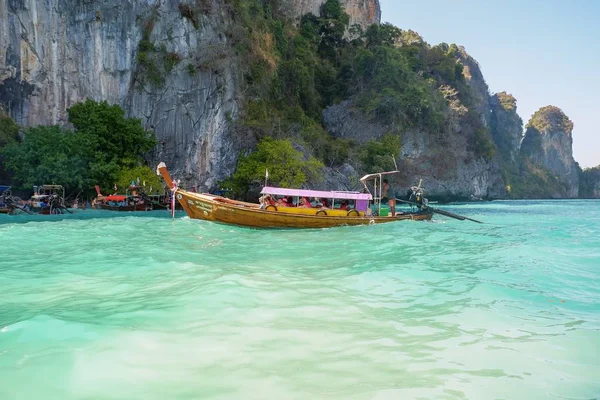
[322,43,508,200]
[1,0,584,199]
[489,92,523,162]
[0,0,247,189]
[456,47,490,129]
[323,99,506,200]
[0,0,379,191]
[520,106,579,198]
[277,0,380,28]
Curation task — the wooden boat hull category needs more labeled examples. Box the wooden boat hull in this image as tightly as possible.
[99,203,152,212]
[175,190,432,229]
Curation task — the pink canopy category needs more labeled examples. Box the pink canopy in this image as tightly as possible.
[260,186,372,201]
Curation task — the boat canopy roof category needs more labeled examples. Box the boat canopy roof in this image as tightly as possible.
[359,171,400,183]
[105,195,126,202]
[261,186,372,201]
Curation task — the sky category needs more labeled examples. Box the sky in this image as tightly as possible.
[379,0,599,168]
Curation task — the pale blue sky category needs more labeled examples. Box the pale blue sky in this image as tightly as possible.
[379,0,599,168]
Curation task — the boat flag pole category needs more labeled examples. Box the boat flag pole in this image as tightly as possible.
[265,168,269,187]
[171,181,178,219]
[156,162,177,219]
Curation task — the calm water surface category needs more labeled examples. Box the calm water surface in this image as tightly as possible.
[0,201,599,399]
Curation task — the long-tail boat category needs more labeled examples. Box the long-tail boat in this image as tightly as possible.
[156,163,433,229]
[28,185,69,215]
[93,185,152,212]
[1,184,72,215]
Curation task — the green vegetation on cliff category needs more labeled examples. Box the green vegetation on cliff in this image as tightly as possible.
[224,0,494,187]
[0,110,19,147]
[527,106,574,134]
[221,137,323,198]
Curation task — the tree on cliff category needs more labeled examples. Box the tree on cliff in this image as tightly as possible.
[221,137,323,199]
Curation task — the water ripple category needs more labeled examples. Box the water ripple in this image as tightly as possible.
[1,202,599,399]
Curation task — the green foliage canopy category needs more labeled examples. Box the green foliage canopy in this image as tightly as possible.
[68,99,156,168]
[527,105,574,134]
[221,137,323,198]
[360,134,401,172]
[1,100,156,196]
[2,126,96,191]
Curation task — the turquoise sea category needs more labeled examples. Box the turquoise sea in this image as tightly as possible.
[0,201,599,399]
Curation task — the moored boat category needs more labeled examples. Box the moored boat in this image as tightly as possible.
[156,163,433,229]
[93,185,153,212]
[28,185,69,215]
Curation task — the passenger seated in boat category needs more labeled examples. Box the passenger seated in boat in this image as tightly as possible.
[320,198,330,208]
[277,197,292,207]
[340,200,348,210]
[299,197,312,208]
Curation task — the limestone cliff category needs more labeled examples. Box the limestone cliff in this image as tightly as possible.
[489,92,523,162]
[323,44,506,201]
[323,100,506,200]
[277,0,380,28]
[456,47,490,129]
[579,166,600,198]
[520,106,579,198]
[0,0,380,191]
[0,0,248,189]
[1,0,584,200]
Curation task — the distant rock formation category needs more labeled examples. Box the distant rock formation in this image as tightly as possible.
[489,92,523,162]
[520,106,579,198]
[579,166,600,198]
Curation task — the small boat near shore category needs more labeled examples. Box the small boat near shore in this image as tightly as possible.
[28,185,71,215]
[93,185,153,212]
[1,184,73,215]
[156,163,433,229]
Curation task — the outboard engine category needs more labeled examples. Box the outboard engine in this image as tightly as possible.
[408,180,429,210]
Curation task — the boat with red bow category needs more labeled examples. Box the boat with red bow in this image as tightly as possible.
[93,185,152,212]
[156,163,433,229]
